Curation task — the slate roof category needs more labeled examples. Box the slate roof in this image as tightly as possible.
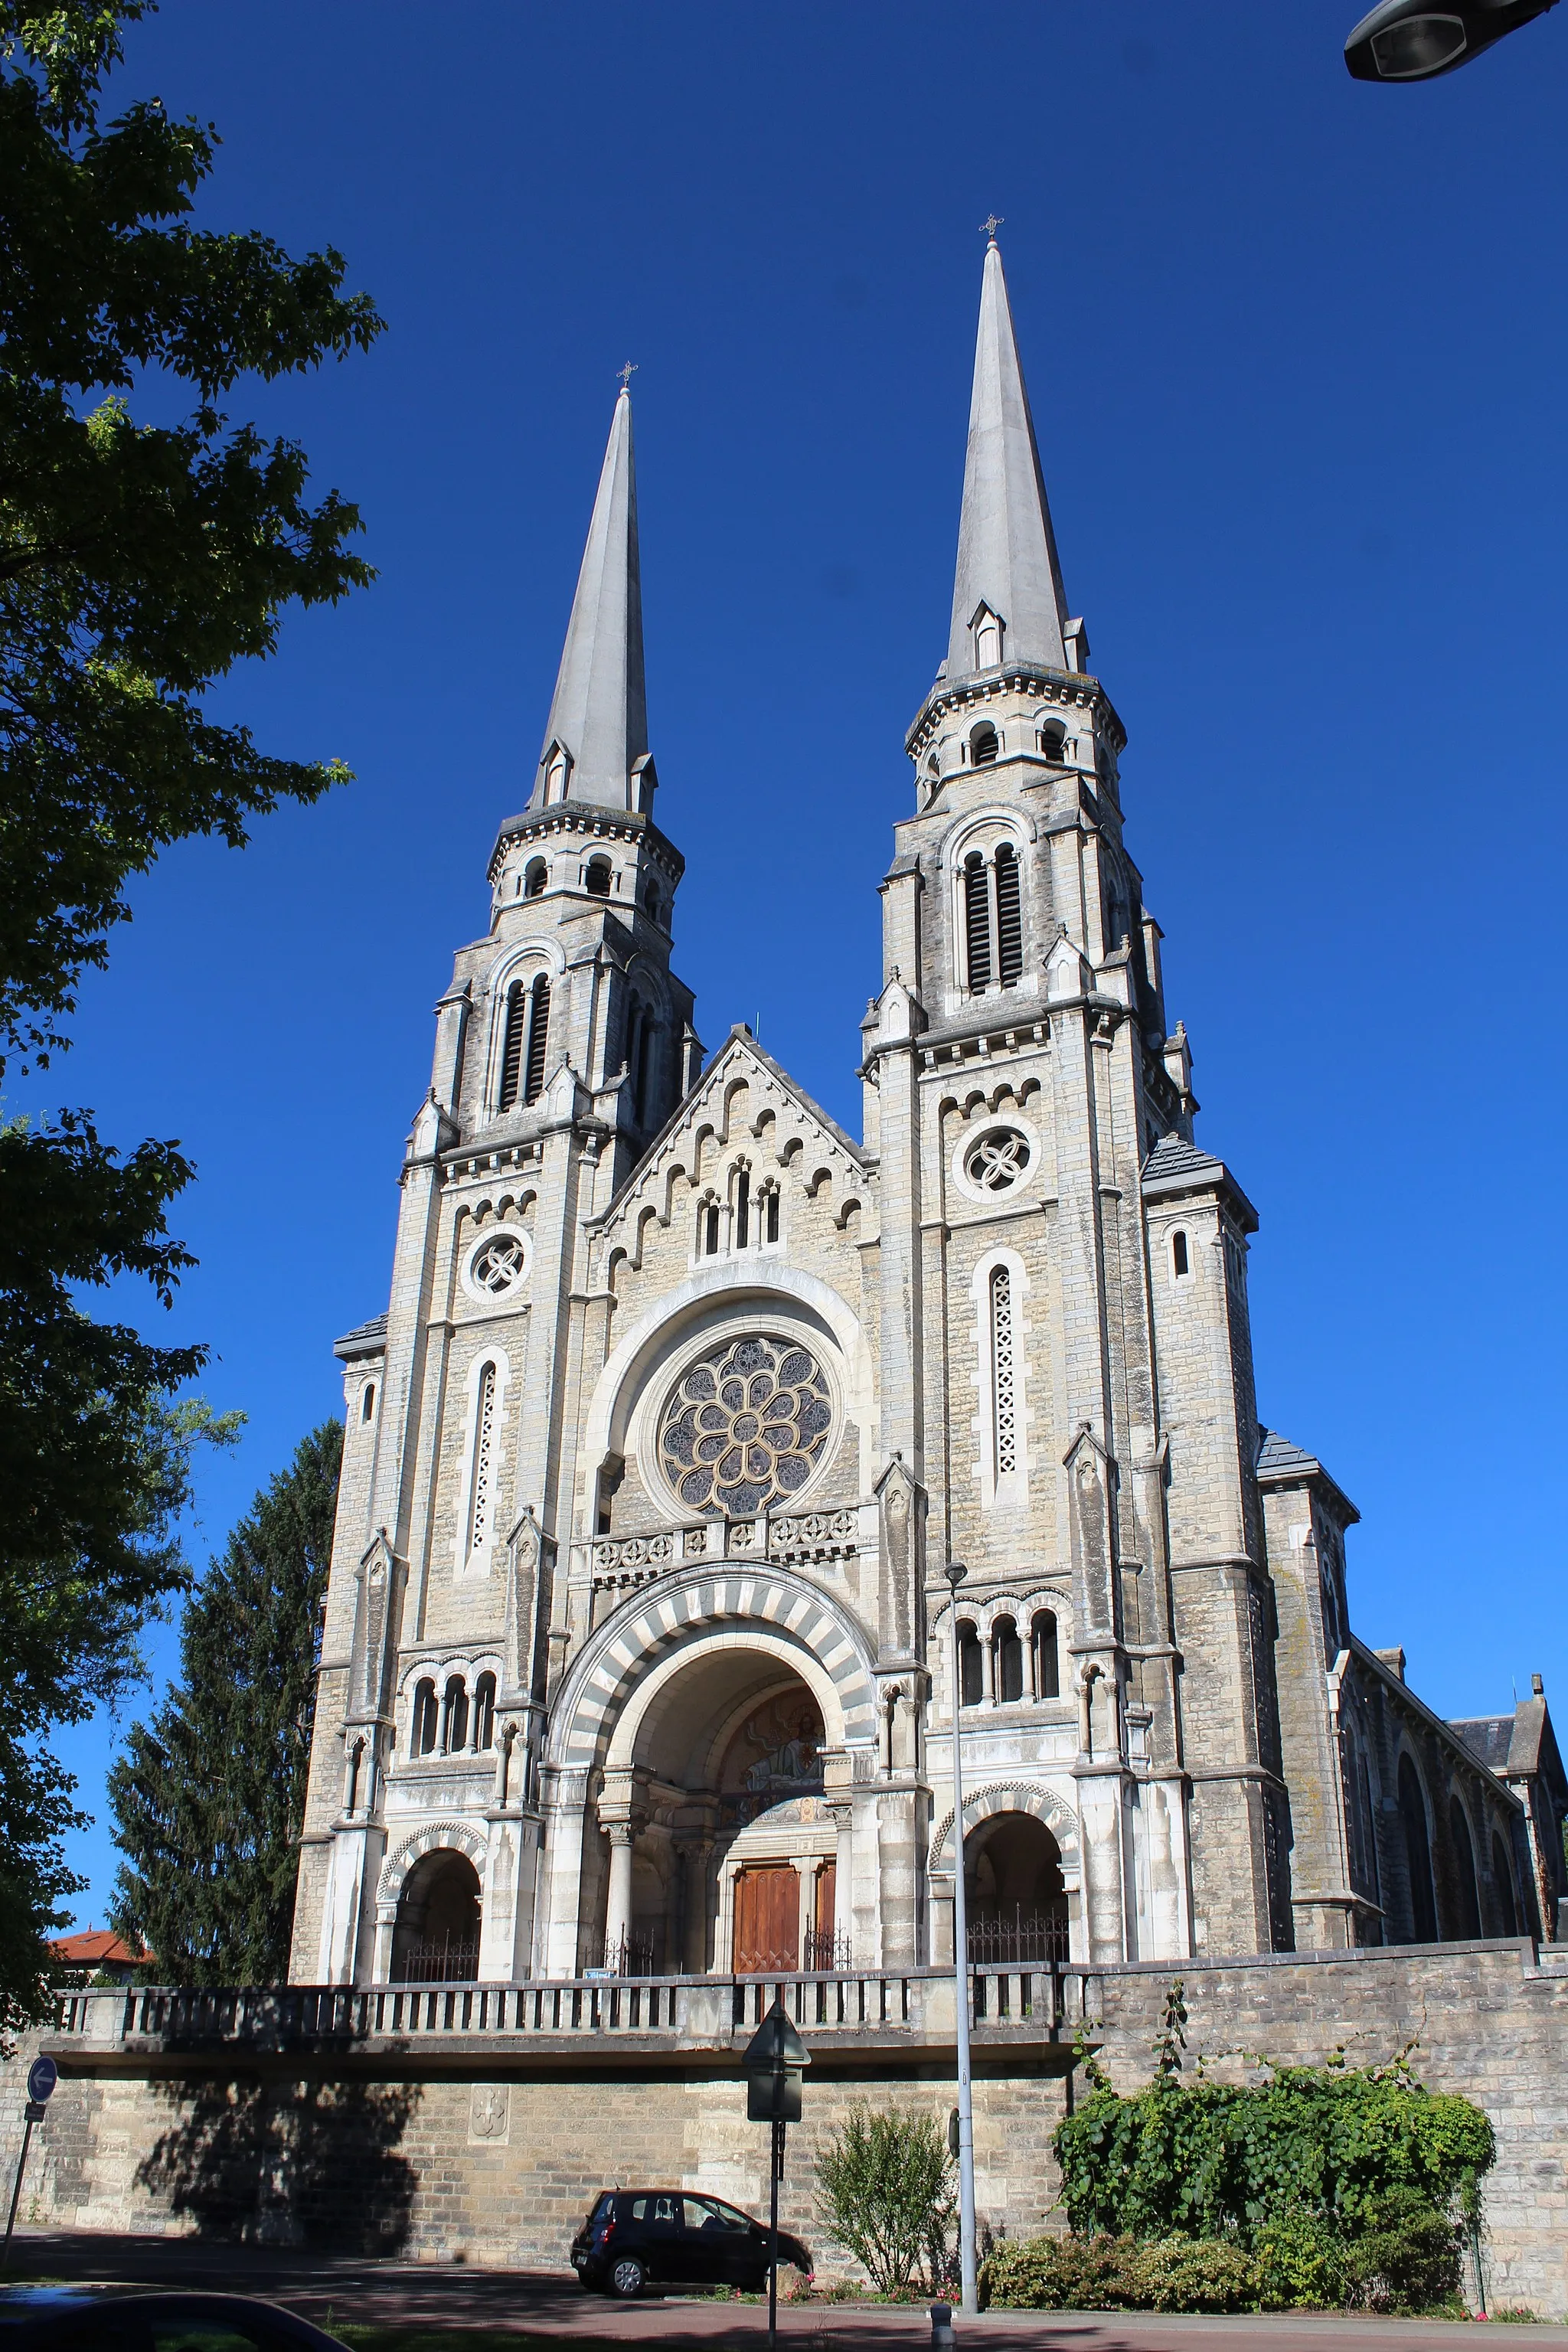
[334,1312,388,1361]
[1256,1429,1323,1479]
[1450,1715,1515,1773]
[1142,1132,1226,1184]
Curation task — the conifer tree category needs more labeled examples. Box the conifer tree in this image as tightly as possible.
[108,1421,342,1984]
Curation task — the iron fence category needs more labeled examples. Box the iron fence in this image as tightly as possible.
[967,1906,1070,1965]
[396,1936,479,1984]
[802,1928,854,1972]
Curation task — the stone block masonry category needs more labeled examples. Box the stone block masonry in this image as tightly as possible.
[5,1943,1565,2316]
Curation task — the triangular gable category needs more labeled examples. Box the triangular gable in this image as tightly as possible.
[589,1023,866,1247]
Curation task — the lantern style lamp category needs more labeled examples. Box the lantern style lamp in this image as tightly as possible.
[1344,0,1558,81]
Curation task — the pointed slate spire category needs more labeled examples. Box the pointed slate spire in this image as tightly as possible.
[946,237,1071,681]
[533,385,648,811]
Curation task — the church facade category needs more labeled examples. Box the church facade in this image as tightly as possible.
[289,241,1563,1991]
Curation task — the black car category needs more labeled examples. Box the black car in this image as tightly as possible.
[571,2189,812,2298]
[0,2285,349,2350]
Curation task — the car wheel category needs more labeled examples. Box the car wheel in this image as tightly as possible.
[609,2256,647,2298]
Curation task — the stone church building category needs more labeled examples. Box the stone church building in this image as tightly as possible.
[289,240,1563,1992]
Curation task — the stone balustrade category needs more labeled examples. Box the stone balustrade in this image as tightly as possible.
[580,1507,863,1603]
[51,1963,1085,2062]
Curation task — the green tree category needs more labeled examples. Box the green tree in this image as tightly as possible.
[815,2105,956,2296]
[0,0,379,2037]
[108,1421,342,1984]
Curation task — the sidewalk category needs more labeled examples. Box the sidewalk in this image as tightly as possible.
[6,2227,1566,2349]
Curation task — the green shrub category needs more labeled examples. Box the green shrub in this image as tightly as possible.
[1253,2203,1348,2309]
[814,2103,954,2296]
[1139,2236,1257,2311]
[1054,2053,1493,2249]
[981,2231,1257,2313]
[1342,2187,1462,2314]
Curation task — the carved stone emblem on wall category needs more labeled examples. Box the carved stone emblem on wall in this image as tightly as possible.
[469,2083,509,2145]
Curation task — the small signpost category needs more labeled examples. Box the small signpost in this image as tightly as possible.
[743,1995,809,2352]
[4,2056,57,2266]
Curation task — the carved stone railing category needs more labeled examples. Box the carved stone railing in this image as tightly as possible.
[583,1508,861,1602]
[50,1964,1086,2060]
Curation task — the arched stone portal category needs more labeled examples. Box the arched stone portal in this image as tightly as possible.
[391,1847,482,1982]
[599,1645,838,1976]
[965,1811,1069,1963]
[540,1568,877,1979]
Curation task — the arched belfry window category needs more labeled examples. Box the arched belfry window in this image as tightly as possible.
[498,973,551,1112]
[970,720,1000,766]
[523,975,550,1103]
[1039,718,1067,762]
[960,840,1025,994]
[524,858,547,898]
[473,1672,497,1752]
[957,1620,983,1709]
[995,844,1022,983]
[586,856,612,897]
[963,854,992,991]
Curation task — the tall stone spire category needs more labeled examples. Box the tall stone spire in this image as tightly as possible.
[532,385,648,811]
[946,237,1071,681]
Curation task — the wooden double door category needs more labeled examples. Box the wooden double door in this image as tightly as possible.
[732,1861,835,1974]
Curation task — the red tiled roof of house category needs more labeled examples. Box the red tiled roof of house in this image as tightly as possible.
[48,1929,151,1966]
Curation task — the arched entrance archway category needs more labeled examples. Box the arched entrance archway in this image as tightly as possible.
[596,1645,838,1977]
[965,1811,1068,1964]
[391,1848,481,1982]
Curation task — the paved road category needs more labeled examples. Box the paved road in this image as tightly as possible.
[6,2228,1566,2349]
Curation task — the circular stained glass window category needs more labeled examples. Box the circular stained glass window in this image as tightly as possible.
[657,1334,835,1517]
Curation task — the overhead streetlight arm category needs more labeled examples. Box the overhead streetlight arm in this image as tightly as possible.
[1344,0,1559,81]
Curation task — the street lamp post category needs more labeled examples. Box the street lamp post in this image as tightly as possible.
[944,1560,978,2317]
[1344,0,1558,81]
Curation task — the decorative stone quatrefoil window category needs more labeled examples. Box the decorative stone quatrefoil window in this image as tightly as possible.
[658,1334,835,1517]
[961,1125,1032,1197]
[462,1227,531,1304]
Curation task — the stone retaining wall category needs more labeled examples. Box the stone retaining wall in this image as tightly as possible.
[4,1942,1563,2316]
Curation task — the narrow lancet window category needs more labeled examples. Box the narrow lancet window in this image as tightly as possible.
[764,1187,780,1244]
[958,1621,983,1708]
[990,1263,1017,1479]
[995,1616,1023,1703]
[1171,1230,1190,1279]
[468,1362,498,1558]
[473,1672,497,1753]
[1031,1610,1060,1698]
[412,1678,437,1756]
[734,1168,750,1248]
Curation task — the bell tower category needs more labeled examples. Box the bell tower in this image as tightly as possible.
[867,234,1284,1968]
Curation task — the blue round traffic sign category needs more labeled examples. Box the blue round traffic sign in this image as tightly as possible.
[26,2056,57,2104]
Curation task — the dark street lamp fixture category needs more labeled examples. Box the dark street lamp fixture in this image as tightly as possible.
[1344,0,1558,79]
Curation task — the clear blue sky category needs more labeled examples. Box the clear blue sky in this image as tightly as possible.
[39,0,1568,1926]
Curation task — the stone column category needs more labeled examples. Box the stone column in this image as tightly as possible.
[678,1841,714,1975]
[831,1804,855,1953]
[604,1824,635,1962]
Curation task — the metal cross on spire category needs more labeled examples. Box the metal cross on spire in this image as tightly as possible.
[979,214,1004,245]
[616,361,639,392]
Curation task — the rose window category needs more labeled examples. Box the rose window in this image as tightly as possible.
[963,1125,1031,1194]
[466,1230,528,1298]
[658,1335,835,1517]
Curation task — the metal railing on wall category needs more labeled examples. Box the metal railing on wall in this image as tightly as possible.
[966,1907,1070,1967]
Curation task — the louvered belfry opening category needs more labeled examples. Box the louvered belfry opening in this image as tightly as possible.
[995,842,1023,984]
[964,854,992,989]
[497,981,528,1111]
[523,975,550,1103]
